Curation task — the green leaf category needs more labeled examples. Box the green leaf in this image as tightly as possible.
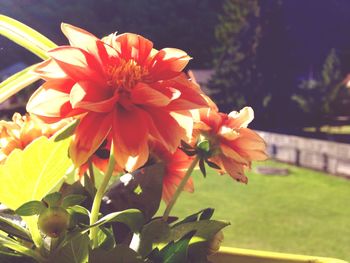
[0,248,22,258]
[181,148,197,156]
[96,226,115,251]
[15,201,46,216]
[49,233,89,263]
[67,205,90,229]
[148,231,195,263]
[173,208,215,227]
[169,220,229,243]
[0,137,72,211]
[62,195,86,209]
[0,64,40,104]
[199,158,206,177]
[0,137,72,245]
[60,181,91,200]
[0,15,57,59]
[67,205,90,217]
[180,140,194,150]
[53,119,80,142]
[0,233,43,261]
[89,245,143,263]
[91,209,144,233]
[60,208,143,251]
[170,220,230,262]
[199,208,214,221]
[0,216,32,242]
[136,218,171,257]
[103,163,165,222]
[43,192,62,207]
[205,160,221,170]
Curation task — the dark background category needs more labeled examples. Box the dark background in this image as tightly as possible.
[1,0,350,138]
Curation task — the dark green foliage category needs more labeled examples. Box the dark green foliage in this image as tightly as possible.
[147,231,195,263]
[209,0,262,113]
[0,216,32,242]
[15,200,46,216]
[101,163,165,244]
[210,0,309,129]
[89,245,143,263]
[292,48,346,126]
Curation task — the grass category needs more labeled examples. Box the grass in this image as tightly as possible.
[158,160,350,261]
[304,125,350,134]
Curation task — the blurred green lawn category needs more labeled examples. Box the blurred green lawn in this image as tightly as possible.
[158,160,350,261]
[304,125,350,134]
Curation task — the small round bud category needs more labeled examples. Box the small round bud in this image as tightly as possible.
[38,207,70,238]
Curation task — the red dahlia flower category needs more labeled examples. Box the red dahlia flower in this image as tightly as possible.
[27,24,208,171]
[194,107,268,183]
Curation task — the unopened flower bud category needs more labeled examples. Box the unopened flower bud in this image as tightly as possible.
[38,207,70,238]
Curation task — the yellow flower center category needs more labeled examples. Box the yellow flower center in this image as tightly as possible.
[106,59,148,92]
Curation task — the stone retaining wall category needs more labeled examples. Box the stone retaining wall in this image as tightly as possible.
[257,131,350,177]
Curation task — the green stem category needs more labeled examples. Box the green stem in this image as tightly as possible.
[163,156,199,221]
[89,146,115,248]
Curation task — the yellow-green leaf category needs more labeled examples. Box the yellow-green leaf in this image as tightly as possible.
[0,15,57,59]
[0,137,72,247]
[0,64,40,104]
[0,136,72,210]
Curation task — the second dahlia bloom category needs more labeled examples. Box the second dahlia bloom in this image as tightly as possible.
[194,107,267,183]
[27,24,208,171]
[0,113,67,163]
[151,143,194,204]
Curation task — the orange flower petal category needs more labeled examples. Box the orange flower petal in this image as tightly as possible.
[131,82,173,107]
[199,108,223,132]
[161,74,209,110]
[70,82,118,112]
[220,143,249,165]
[157,147,194,204]
[220,155,248,184]
[34,59,68,80]
[170,111,193,142]
[108,33,153,65]
[112,107,149,171]
[70,112,112,166]
[48,46,105,83]
[61,24,119,68]
[27,87,84,123]
[42,78,75,93]
[146,107,186,152]
[227,107,254,128]
[61,23,98,50]
[26,87,70,118]
[218,126,240,141]
[148,48,191,81]
[234,129,266,151]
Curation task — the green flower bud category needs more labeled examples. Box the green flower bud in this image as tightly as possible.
[38,207,70,238]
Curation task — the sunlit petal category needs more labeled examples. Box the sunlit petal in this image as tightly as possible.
[70,112,112,166]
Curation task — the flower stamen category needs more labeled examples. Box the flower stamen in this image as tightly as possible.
[106,59,148,92]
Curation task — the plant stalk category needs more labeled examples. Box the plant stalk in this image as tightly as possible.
[89,146,115,248]
[163,156,199,221]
